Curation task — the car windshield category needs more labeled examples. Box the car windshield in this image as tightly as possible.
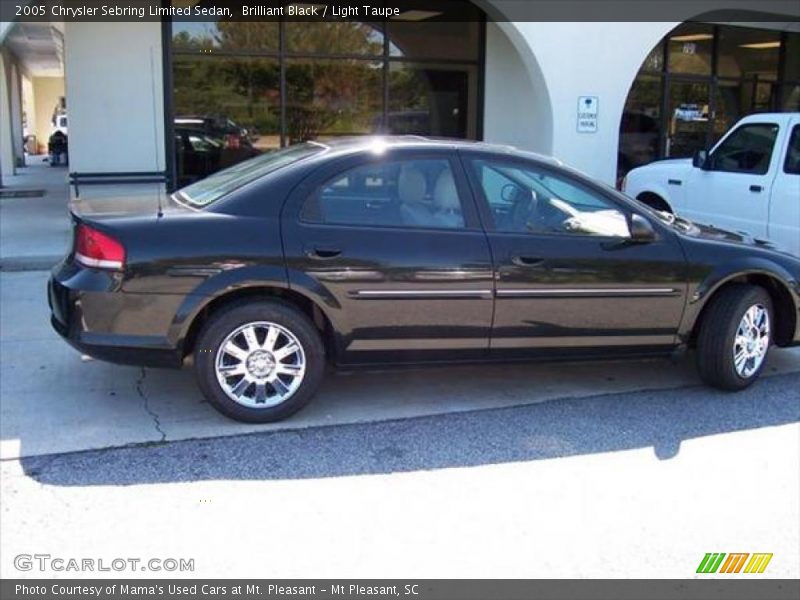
[174,142,325,208]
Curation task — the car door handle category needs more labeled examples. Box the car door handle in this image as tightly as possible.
[749,185,763,193]
[511,255,545,267]
[305,246,342,260]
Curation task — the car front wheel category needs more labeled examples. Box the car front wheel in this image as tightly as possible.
[194,300,325,423]
[696,284,773,391]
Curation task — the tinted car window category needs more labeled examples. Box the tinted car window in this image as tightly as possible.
[471,160,630,238]
[175,143,322,208]
[303,159,466,230]
[784,125,800,175]
[712,123,779,175]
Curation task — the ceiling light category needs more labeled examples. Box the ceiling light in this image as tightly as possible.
[392,10,443,21]
[739,41,781,49]
[670,34,714,42]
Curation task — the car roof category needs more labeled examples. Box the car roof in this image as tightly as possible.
[737,112,799,124]
[306,136,564,167]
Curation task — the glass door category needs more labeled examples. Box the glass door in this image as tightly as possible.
[665,79,711,158]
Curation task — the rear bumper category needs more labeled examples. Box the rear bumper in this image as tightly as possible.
[49,263,184,369]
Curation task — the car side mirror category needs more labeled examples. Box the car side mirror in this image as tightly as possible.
[629,214,657,243]
[692,149,711,170]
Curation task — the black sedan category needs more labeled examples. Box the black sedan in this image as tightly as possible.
[49,138,800,422]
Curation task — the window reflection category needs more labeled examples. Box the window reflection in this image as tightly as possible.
[171,9,483,185]
[388,63,476,138]
[172,21,279,53]
[285,60,382,143]
[717,28,781,80]
[783,33,799,80]
[667,24,713,75]
[782,84,800,111]
[387,0,481,61]
[286,22,384,55]
[388,21,480,62]
[666,81,709,158]
[619,74,661,180]
[172,56,280,187]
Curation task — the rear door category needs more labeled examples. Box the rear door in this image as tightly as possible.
[282,149,495,364]
[462,153,688,356]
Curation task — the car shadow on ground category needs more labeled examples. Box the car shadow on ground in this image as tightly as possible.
[20,372,800,486]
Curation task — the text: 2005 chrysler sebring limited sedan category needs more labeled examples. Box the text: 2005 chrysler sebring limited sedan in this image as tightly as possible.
[49,138,800,422]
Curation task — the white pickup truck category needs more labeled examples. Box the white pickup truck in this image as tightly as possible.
[623,113,800,256]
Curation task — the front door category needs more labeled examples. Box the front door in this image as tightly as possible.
[463,154,688,355]
[282,150,494,364]
[684,121,781,238]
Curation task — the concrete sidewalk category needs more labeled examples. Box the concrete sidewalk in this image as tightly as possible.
[2,269,799,460]
[0,158,71,271]
[0,157,164,272]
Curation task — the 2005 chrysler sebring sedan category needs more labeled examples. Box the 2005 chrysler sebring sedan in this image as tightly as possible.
[49,138,800,422]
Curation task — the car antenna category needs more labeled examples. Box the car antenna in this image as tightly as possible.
[149,46,164,221]
[157,187,164,219]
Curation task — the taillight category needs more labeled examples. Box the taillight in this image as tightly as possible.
[74,224,126,270]
[225,133,241,150]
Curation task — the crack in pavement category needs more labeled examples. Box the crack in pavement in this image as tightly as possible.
[135,367,167,443]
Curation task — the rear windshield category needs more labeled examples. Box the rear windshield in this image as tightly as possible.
[174,142,324,208]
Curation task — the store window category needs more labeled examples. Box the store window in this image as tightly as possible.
[667,24,713,76]
[666,80,710,158]
[170,1,484,187]
[619,75,661,176]
[285,59,383,144]
[619,25,800,183]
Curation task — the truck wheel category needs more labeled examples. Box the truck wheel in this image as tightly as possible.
[696,284,772,391]
[194,299,325,423]
[636,193,672,214]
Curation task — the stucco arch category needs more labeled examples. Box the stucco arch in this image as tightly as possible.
[481,20,554,155]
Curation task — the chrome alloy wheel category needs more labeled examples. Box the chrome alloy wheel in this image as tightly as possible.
[215,321,306,408]
[733,304,770,379]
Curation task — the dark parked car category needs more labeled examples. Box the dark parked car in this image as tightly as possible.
[49,138,800,422]
[174,116,260,186]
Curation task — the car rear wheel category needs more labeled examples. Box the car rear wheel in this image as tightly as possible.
[696,284,772,391]
[194,300,325,422]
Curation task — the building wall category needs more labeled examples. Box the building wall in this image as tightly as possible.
[21,74,34,144]
[483,21,677,184]
[9,60,23,165]
[0,47,16,178]
[64,22,165,173]
[56,9,797,188]
[32,76,64,154]
[484,23,551,155]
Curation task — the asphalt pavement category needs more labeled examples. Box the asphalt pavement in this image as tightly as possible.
[2,376,798,579]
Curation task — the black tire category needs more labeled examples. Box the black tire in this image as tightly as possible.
[194,299,325,423]
[696,284,773,391]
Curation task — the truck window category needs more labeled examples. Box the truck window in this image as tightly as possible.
[784,125,800,175]
[711,123,779,175]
